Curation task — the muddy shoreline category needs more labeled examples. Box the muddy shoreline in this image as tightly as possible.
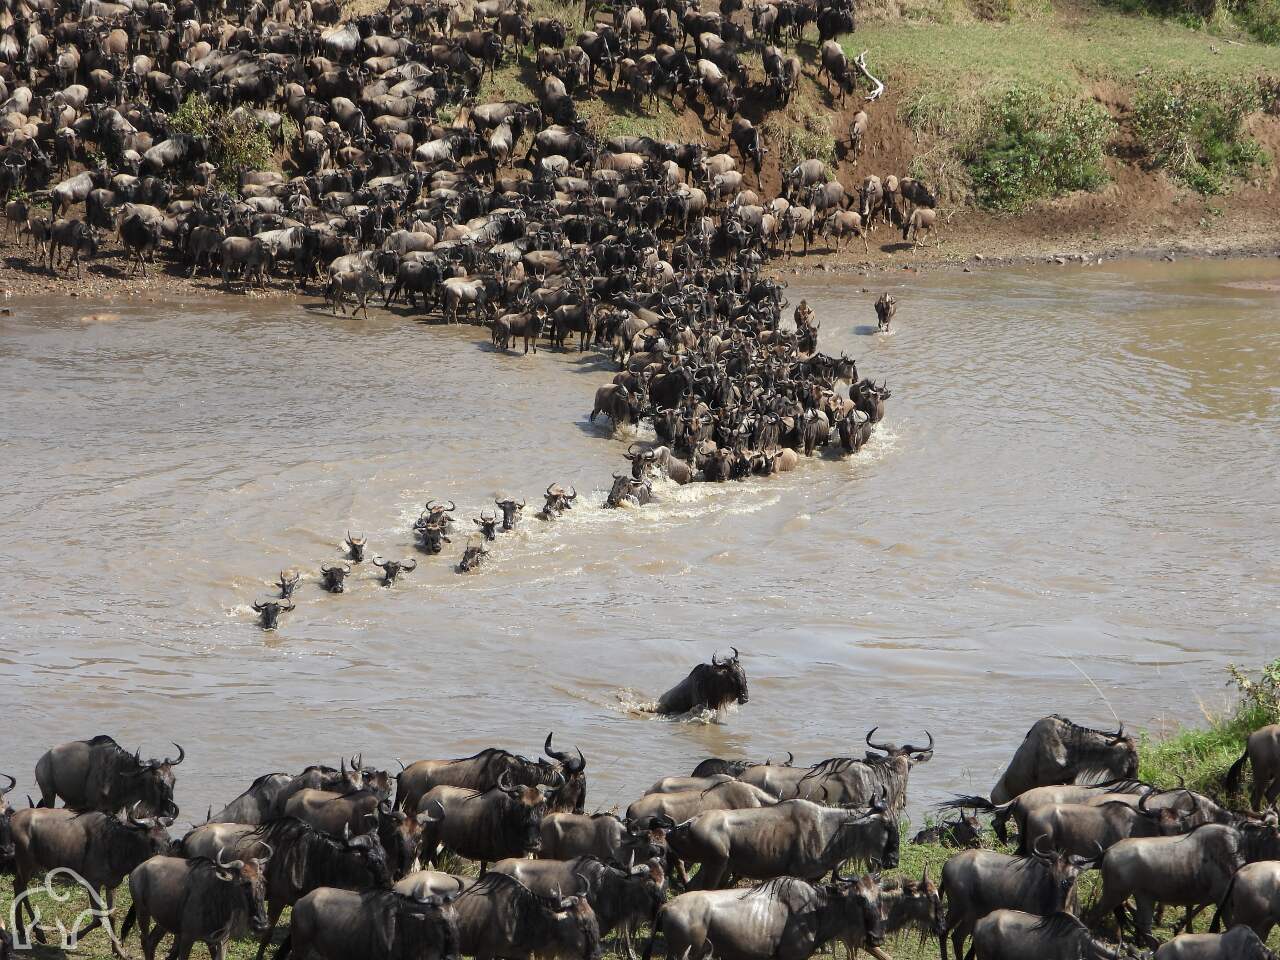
[3,225,1277,306]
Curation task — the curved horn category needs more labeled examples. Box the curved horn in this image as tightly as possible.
[401,558,417,571]
[730,646,739,660]
[253,841,274,863]
[217,847,245,870]
[165,743,185,766]
[546,484,556,497]
[865,727,894,753]
[566,486,576,499]
[0,773,14,792]
[569,748,586,775]
[444,500,456,512]
[1032,834,1054,859]
[544,733,569,763]
[497,770,516,793]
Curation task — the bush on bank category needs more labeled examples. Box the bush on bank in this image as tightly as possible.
[1130,71,1269,193]
[172,93,277,183]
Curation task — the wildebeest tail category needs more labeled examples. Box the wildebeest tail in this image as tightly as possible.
[119,903,138,942]
[1210,871,1239,933]
[937,794,999,813]
[1224,748,1250,796]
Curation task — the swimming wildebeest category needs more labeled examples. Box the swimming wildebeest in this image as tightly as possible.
[10,805,175,948]
[495,498,525,531]
[646,873,885,960]
[875,294,896,332]
[646,648,748,715]
[120,847,271,960]
[397,734,587,816]
[668,794,899,890]
[989,715,1138,803]
[1225,723,1280,810]
[253,598,294,629]
[345,533,368,562]
[34,735,184,816]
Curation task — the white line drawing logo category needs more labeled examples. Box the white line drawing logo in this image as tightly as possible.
[9,867,116,951]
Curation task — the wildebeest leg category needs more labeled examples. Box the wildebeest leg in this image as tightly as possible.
[254,903,283,960]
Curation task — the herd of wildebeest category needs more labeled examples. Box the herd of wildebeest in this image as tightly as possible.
[4,707,1280,960]
[249,281,894,628]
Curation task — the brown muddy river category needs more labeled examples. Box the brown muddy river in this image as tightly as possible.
[1,258,1277,824]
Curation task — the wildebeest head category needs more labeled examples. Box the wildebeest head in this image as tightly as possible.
[253,598,293,630]
[495,498,525,531]
[865,728,935,765]
[373,556,417,586]
[496,771,554,853]
[123,802,179,858]
[276,569,301,599]
[543,733,587,815]
[373,798,438,879]
[830,871,886,948]
[345,531,368,562]
[605,474,650,508]
[214,846,272,935]
[416,517,451,554]
[343,824,394,888]
[539,484,576,519]
[879,870,944,939]
[842,792,899,870]
[1029,835,1095,913]
[704,647,749,706]
[474,511,499,541]
[457,538,489,573]
[424,499,457,528]
[320,562,352,593]
[123,744,185,816]
[552,894,603,960]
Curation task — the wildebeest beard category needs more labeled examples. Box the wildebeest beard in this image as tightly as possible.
[1056,716,1137,781]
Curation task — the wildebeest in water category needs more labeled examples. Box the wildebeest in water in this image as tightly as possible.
[643,648,748,716]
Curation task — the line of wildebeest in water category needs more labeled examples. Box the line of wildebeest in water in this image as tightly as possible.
[4,711,1280,960]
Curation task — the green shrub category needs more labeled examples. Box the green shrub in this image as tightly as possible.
[962,84,1113,210]
[1131,72,1265,193]
[172,93,276,185]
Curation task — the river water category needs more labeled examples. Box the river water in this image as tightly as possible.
[1,258,1276,825]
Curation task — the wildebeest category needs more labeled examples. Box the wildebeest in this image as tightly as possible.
[320,562,352,593]
[34,735,183,816]
[903,208,936,247]
[1225,723,1280,810]
[647,874,885,960]
[538,813,671,866]
[669,795,898,889]
[253,598,294,630]
[495,498,525,531]
[740,729,933,814]
[276,570,301,599]
[625,781,778,827]
[1154,926,1277,960]
[419,773,555,868]
[1018,793,1192,858]
[970,910,1136,960]
[208,773,296,825]
[274,887,459,960]
[120,848,271,960]
[398,735,587,817]
[372,556,417,586]
[605,474,652,508]
[345,533,368,562]
[990,716,1138,804]
[1087,821,1280,945]
[1211,859,1280,939]
[493,855,665,944]
[10,805,175,947]
[457,538,490,573]
[647,648,747,715]
[538,484,578,520]
[446,872,602,960]
[939,841,1094,960]
[875,294,896,332]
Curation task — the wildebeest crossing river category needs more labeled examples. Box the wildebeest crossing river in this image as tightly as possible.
[0,257,1276,824]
